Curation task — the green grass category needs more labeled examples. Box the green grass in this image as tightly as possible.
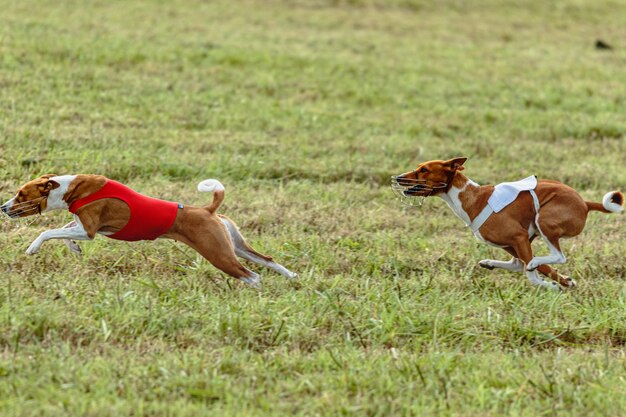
[1,0,625,415]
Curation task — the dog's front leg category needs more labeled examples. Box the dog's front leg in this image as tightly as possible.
[511,238,561,291]
[479,257,525,272]
[61,221,83,255]
[26,221,92,255]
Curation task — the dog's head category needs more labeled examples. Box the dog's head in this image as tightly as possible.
[391,157,467,198]
[1,174,60,218]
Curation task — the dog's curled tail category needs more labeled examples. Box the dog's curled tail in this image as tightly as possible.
[197,179,225,213]
[586,191,624,214]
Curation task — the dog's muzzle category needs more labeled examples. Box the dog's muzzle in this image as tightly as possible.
[0,201,14,217]
[390,176,447,206]
[0,197,44,218]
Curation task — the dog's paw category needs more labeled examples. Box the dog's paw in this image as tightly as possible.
[563,276,576,289]
[478,260,495,270]
[526,259,540,271]
[25,241,42,255]
[64,239,82,255]
[240,275,261,289]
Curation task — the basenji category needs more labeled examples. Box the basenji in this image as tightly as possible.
[392,157,624,290]
[1,175,297,287]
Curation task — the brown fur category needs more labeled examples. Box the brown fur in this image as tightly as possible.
[396,157,622,289]
[8,174,60,215]
[459,181,494,221]
[62,175,108,205]
[162,208,256,279]
[5,175,281,283]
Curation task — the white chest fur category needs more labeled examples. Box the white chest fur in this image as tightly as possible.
[438,183,475,227]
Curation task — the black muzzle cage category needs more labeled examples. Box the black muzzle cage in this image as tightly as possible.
[390,176,447,206]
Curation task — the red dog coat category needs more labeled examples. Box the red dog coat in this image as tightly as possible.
[68,180,180,241]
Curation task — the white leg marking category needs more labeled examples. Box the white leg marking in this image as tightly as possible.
[525,269,560,291]
[235,248,298,279]
[527,239,566,271]
[220,217,297,279]
[26,222,91,255]
[239,271,261,288]
[61,221,82,255]
[479,257,524,272]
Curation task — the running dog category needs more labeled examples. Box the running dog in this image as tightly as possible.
[1,175,297,287]
[392,157,623,290]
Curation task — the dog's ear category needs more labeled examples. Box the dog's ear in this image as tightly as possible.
[36,176,60,193]
[44,180,60,191]
[445,157,467,171]
[40,174,59,192]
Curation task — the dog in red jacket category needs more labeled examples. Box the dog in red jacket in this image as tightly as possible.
[1,175,297,287]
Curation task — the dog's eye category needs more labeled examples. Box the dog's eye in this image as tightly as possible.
[420,168,428,173]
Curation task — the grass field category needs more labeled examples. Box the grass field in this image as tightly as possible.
[1,0,625,415]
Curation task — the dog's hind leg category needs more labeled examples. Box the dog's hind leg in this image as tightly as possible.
[486,246,574,288]
[528,242,575,288]
[176,226,262,288]
[511,238,560,290]
[526,194,585,274]
[198,243,261,288]
[536,264,576,288]
[526,234,566,272]
[219,216,298,279]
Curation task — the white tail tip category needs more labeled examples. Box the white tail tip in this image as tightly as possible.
[602,191,624,213]
[197,179,225,193]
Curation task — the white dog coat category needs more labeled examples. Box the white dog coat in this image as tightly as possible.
[469,175,540,233]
